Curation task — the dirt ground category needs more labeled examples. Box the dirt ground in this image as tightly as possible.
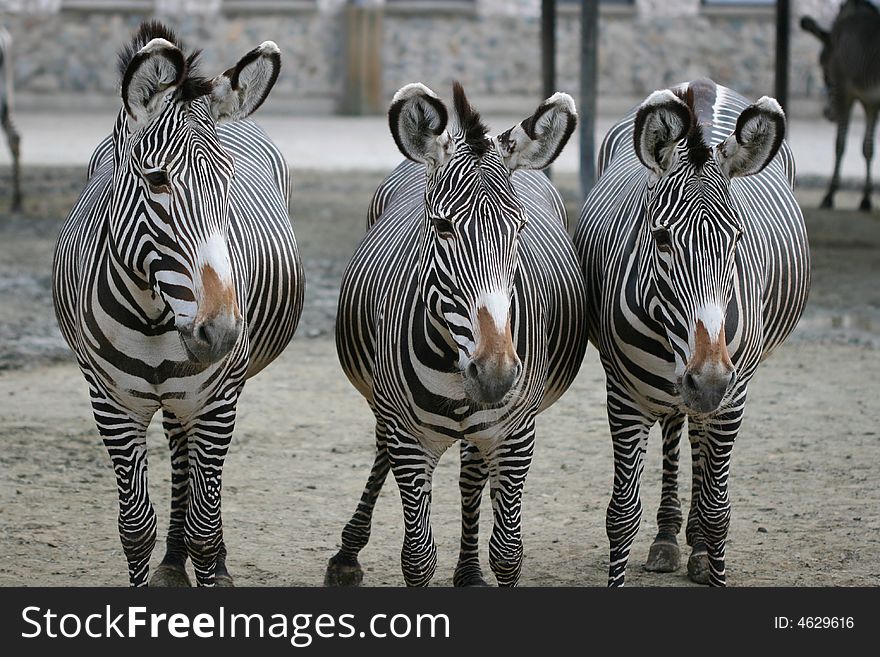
[0,166,878,587]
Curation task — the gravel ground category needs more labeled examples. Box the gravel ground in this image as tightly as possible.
[0,166,878,586]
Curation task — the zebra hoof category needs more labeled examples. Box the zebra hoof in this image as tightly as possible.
[149,563,192,587]
[686,550,711,585]
[324,553,364,587]
[214,574,235,587]
[453,566,489,587]
[819,195,834,209]
[644,540,681,573]
[859,197,872,212]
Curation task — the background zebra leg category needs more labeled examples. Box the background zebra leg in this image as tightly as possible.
[149,410,191,587]
[605,390,651,587]
[388,429,441,587]
[821,102,853,209]
[1,103,21,212]
[685,425,710,584]
[696,408,743,587]
[859,105,877,212]
[91,393,156,587]
[453,440,489,587]
[485,425,535,587]
[183,406,236,587]
[645,413,686,573]
[325,422,390,586]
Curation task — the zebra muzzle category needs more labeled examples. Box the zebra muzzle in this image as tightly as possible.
[463,355,522,405]
[178,312,243,364]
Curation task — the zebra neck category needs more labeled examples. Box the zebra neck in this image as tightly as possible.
[414,296,460,372]
[101,240,175,331]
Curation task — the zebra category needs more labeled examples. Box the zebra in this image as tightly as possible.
[0,26,22,211]
[52,21,302,587]
[574,78,810,587]
[801,0,880,211]
[325,82,588,587]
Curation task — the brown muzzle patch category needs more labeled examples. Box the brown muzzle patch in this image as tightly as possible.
[473,306,518,366]
[196,264,240,324]
[688,318,733,372]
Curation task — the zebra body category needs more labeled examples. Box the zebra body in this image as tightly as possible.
[802,0,880,211]
[52,22,301,586]
[574,79,810,586]
[0,26,22,211]
[327,83,587,587]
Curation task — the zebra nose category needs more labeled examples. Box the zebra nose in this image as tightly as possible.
[179,314,243,364]
[464,355,522,404]
[680,365,735,414]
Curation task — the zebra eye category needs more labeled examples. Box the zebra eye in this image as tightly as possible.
[144,170,169,190]
[652,227,672,252]
[431,215,455,239]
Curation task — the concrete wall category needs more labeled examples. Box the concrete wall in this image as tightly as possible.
[0,0,852,114]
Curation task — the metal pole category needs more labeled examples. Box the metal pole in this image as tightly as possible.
[541,0,556,178]
[775,0,790,113]
[580,0,598,200]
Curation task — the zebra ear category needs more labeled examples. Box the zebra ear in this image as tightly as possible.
[121,38,186,128]
[632,89,691,176]
[210,41,281,123]
[388,83,451,167]
[716,96,785,179]
[495,92,577,171]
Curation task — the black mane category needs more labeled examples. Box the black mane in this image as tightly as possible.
[452,81,490,159]
[117,20,213,102]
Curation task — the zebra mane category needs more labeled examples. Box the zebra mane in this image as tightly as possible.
[452,81,490,159]
[673,79,717,170]
[117,20,213,103]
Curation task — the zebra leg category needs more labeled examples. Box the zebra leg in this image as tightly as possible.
[1,102,21,212]
[150,410,192,587]
[485,424,535,587]
[453,440,489,587]
[859,105,877,212]
[90,391,156,587]
[685,424,710,584]
[605,385,652,587]
[693,402,744,587]
[645,413,686,573]
[183,399,237,587]
[821,103,853,209]
[388,427,442,587]
[325,422,390,586]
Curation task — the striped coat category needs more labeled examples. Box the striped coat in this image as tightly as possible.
[326,83,588,587]
[574,79,810,586]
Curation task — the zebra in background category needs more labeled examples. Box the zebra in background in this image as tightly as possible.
[801,0,880,211]
[0,26,22,211]
[52,21,302,587]
[575,79,810,586]
[325,82,587,587]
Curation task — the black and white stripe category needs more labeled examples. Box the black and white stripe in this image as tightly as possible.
[52,22,302,587]
[0,26,21,211]
[574,79,810,586]
[326,83,588,587]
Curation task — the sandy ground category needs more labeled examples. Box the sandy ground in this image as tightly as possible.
[0,168,878,587]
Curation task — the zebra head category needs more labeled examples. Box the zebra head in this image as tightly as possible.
[388,82,576,404]
[633,86,785,414]
[110,21,280,365]
[800,15,837,121]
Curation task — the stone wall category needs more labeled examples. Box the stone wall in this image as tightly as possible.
[0,0,853,114]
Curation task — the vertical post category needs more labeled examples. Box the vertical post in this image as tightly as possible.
[542,0,556,178]
[580,0,598,200]
[775,0,790,113]
[341,1,384,115]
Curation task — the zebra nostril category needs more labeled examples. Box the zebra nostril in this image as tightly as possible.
[467,362,479,379]
[683,371,697,391]
[196,324,211,346]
